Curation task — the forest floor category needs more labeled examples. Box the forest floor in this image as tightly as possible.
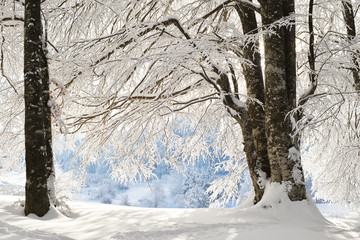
[0,195,359,240]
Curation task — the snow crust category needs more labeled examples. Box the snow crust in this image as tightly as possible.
[0,194,358,240]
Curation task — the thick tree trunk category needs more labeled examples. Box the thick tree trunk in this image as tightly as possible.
[260,0,306,201]
[215,69,265,203]
[234,109,264,204]
[236,4,270,203]
[24,0,55,216]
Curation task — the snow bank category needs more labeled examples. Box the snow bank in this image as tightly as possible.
[0,195,358,240]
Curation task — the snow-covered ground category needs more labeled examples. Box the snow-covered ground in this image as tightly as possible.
[0,195,359,240]
[1,167,359,239]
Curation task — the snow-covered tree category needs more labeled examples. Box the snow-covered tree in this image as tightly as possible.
[185,185,209,208]
[182,164,214,208]
[299,0,360,207]
[54,0,308,204]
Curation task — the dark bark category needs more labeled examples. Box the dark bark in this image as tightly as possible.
[283,0,297,110]
[259,0,306,201]
[296,0,317,141]
[24,0,54,216]
[342,0,360,92]
[298,0,317,108]
[40,16,57,207]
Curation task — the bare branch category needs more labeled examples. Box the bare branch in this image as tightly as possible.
[298,0,317,107]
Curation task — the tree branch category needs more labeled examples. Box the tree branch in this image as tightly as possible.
[190,0,260,28]
[236,0,260,12]
[0,16,24,27]
[298,0,317,107]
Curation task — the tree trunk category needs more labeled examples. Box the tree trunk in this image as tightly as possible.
[341,0,360,162]
[342,0,360,92]
[215,69,265,203]
[24,0,55,216]
[260,0,306,201]
[39,18,57,207]
[234,108,264,204]
[236,4,270,203]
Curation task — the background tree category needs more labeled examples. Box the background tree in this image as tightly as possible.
[342,0,360,91]
[299,0,360,207]
[0,0,25,170]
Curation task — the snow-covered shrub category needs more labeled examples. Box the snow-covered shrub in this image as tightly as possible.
[96,180,116,199]
[0,184,24,196]
[56,196,71,216]
[138,184,166,208]
[180,163,215,208]
[185,185,209,208]
[120,194,130,206]
[54,164,81,199]
[102,197,112,204]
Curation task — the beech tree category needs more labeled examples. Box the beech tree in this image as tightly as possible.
[51,0,308,204]
[24,0,55,216]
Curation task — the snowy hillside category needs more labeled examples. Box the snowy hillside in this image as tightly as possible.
[0,195,359,240]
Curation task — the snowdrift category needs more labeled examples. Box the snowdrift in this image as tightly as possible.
[0,194,358,240]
